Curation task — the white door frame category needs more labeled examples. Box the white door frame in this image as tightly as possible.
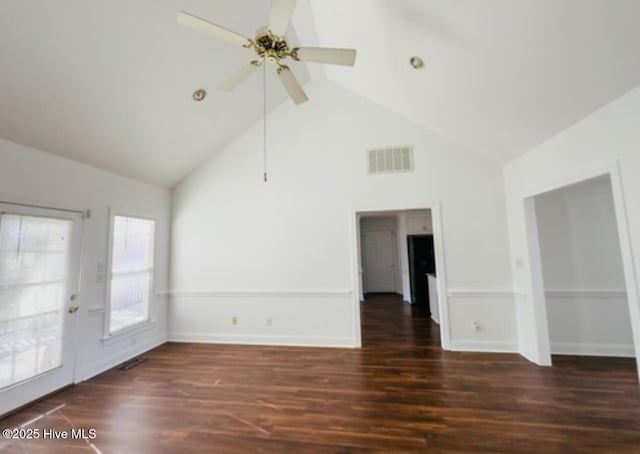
[350,202,450,349]
[521,160,640,379]
[0,203,85,415]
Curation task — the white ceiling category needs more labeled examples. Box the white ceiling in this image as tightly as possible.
[311,0,640,162]
[0,0,310,187]
[1,1,640,187]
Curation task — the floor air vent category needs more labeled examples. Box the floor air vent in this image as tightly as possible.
[119,357,147,370]
[368,146,414,174]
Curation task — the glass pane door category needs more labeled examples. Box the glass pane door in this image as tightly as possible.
[0,205,82,415]
[0,214,72,388]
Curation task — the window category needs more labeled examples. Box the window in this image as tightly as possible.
[108,215,155,334]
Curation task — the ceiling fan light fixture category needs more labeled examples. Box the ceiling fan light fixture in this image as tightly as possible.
[410,56,425,70]
[254,28,290,62]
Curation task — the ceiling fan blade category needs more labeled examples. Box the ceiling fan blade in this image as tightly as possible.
[217,61,261,92]
[177,11,251,47]
[277,66,308,105]
[294,47,357,66]
[269,0,297,37]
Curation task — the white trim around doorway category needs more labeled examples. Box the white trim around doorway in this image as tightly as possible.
[349,202,450,350]
[521,160,640,380]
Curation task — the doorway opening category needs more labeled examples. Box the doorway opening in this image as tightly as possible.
[407,235,436,317]
[536,176,633,358]
[353,207,448,348]
[527,172,638,380]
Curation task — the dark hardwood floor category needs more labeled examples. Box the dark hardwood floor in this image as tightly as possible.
[2,294,640,453]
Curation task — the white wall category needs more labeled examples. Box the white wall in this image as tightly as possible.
[0,138,170,382]
[170,80,515,351]
[535,176,633,356]
[504,85,640,367]
[405,210,432,235]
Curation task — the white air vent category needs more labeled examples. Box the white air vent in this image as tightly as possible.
[367,146,414,174]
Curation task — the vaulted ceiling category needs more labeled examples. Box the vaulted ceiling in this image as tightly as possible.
[0,0,310,187]
[311,0,640,162]
[1,1,639,187]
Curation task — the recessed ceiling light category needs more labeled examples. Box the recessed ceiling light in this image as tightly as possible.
[192,89,207,101]
[409,56,425,70]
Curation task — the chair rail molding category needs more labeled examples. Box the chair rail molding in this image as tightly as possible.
[168,290,353,299]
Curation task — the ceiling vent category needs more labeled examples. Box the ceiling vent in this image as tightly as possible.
[367,146,414,175]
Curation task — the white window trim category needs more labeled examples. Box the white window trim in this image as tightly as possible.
[103,208,158,343]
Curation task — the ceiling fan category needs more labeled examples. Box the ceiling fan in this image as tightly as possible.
[177,0,357,105]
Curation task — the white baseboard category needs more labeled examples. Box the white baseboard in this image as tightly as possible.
[77,336,167,382]
[448,339,518,353]
[168,332,358,348]
[551,342,635,358]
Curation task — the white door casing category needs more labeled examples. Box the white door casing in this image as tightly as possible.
[519,161,640,381]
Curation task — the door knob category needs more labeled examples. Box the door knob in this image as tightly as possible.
[68,306,79,314]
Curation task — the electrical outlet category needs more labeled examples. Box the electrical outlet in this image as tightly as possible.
[266,317,272,327]
[232,316,237,325]
[472,321,481,331]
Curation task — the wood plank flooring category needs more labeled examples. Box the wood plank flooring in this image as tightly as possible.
[2,294,640,453]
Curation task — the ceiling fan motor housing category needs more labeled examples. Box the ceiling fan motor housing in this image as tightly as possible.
[254,27,290,63]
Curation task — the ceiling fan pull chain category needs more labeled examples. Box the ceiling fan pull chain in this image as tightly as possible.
[263,61,268,183]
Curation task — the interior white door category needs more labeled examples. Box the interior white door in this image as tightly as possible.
[363,230,396,293]
[0,204,83,416]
